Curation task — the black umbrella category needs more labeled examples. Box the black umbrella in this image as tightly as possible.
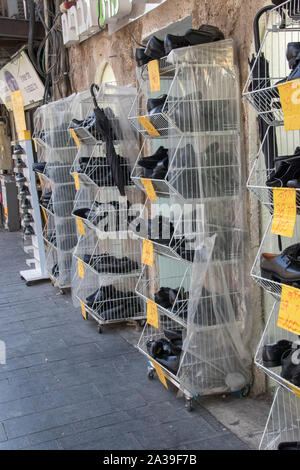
[248,5,278,173]
[90,84,125,196]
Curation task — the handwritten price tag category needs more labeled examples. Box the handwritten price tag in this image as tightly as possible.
[41,206,48,223]
[151,360,168,389]
[141,178,157,201]
[278,79,300,131]
[278,284,300,335]
[148,60,161,93]
[11,90,27,137]
[271,188,296,238]
[147,299,159,329]
[76,217,86,236]
[73,172,80,191]
[80,300,87,320]
[69,128,81,147]
[137,116,160,137]
[78,259,84,279]
[38,173,44,187]
[33,138,38,152]
[142,239,154,266]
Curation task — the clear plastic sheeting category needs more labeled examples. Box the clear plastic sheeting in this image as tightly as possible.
[177,236,251,396]
[260,386,300,450]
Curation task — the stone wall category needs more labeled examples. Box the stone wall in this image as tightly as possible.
[67,0,271,397]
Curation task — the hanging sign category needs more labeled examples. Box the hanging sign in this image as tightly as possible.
[10,90,27,137]
[142,238,154,266]
[80,300,87,320]
[278,284,300,335]
[150,360,168,389]
[76,216,86,236]
[73,172,80,190]
[271,187,296,238]
[137,116,160,137]
[147,299,159,329]
[78,259,85,279]
[148,60,161,93]
[278,79,300,131]
[141,178,157,201]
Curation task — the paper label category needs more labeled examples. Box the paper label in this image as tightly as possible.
[10,90,27,137]
[41,206,48,223]
[142,238,154,266]
[137,116,160,137]
[78,259,84,279]
[73,172,80,191]
[80,300,87,320]
[148,60,161,93]
[76,217,86,236]
[38,173,44,186]
[19,130,31,141]
[141,178,157,201]
[147,299,159,329]
[289,383,300,399]
[271,188,296,238]
[4,206,7,218]
[69,128,81,147]
[278,284,300,335]
[151,360,168,389]
[278,79,300,131]
[33,138,38,152]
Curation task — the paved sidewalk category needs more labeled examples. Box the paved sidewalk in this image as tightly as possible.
[0,230,251,450]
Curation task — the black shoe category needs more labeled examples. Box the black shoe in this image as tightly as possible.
[281,347,300,386]
[23,213,34,223]
[24,225,34,236]
[72,207,92,220]
[266,155,300,187]
[33,162,46,173]
[164,329,183,343]
[16,158,27,169]
[151,157,168,180]
[287,42,300,69]
[156,355,180,373]
[261,243,300,285]
[86,285,116,307]
[278,441,300,450]
[164,24,225,55]
[138,146,168,169]
[135,48,152,67]
[93,255,139,274]
[144,36,165,60]
[19,185,30,196]
[147,95,168,114]
[21,198,32,210]
[262,339,294,367]
[15,173,26,183]
[13,144,25,155]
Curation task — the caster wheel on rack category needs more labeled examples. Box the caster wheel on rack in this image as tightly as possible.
[59,289,65,295]
[98,325,103,334]
[147,369,155,380]
[26,281,33,287]
[185,398,193,412]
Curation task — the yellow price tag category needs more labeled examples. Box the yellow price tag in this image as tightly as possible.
[290,383,300,399]
[278,79,300,131]
[141,178,157,201]
[69,128,81,147]
[38,173,44,186]
[147,299,159,329]
[148,60,161,93]
[4,206,7,218]
[41,206,48,223]
[80,300,87,320]
[137,116,160,137]
[278,284,300,335]
[76,217,86,236]
[151,360,168,389]
[33,138,38,152]
[10,90,27,137]
[271,188,296,238]
[73,172,80,191]
[78,259,84,279]
[142,238,154,266]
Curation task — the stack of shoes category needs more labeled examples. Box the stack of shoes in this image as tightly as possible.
[137,146,169,179]
[135,24,224,67]
[263,339,300,387]
[83,253,139,274]
[146,329,183,374]
[266,149,300,188]
[77,156,131,187]
[85,286,142,320]
[276,42,300,93]
[260,243,300,287]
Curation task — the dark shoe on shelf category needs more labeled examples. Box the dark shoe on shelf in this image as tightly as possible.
[164,24,225,54]
[135,48,152,67]
[147,94,168,114]
[16,173,26,183]
[281,347,300,386]
[23,213,34,224]
[138,146,169,169]
[278,441,300,450]
[266,156,300,187]
[13,144,25,155]
[260,243,300,285]
[16,158,27,169]
[21,198,32,210]
[144,36,166,60]
[33,162,47,173]
[19,185,30,196]
[287,42,300,69]
[262,339,294,367]
[24,225,35,236]
[151,157,168,180]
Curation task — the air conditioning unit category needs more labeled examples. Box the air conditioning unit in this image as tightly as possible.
[7,0,25,19]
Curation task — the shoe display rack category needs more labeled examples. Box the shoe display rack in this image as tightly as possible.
[70,83,145,333]
[13,140,48,285]
[243,0,300,450]
[130,39,251,410]
[32,94,79,292]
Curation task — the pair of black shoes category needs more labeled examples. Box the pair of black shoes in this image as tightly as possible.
[33,162,46,174]
[263,339,300,386]
[266,149,300,188]
[135,24,224,66]
[146,329,183,374]
[261,243,300,286]
[155,286,189,311]
[138,146,169,180]
[83,253,139,274]
[78,156,131,187]
[70,108,122,142]
[86,286,142,318]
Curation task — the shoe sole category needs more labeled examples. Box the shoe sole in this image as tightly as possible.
[261,268,300,287]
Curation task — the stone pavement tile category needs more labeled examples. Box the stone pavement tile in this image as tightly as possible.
[125,401,194,424]
[0,353,47,373]
[22,439,63,450]
[0,436,29,450]
[0,423,6,442]
[178,434,250,450]
[73,433,143,451]
[0,396,37,422]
